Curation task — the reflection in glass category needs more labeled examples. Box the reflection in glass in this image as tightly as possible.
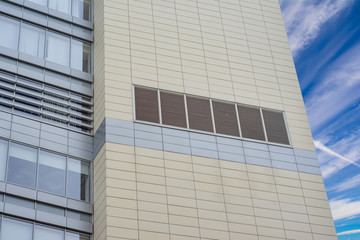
[35,225,64,240]
[5,195,35,209]
[46,32,70,66]
[7,143,37,188]
[19,23,45,58]
[66,232,90,240]
[49,0,71,14]
[37,202,65,216]
[1,217,33,240]
[67,210,91,222]
[71,40,91,73]
[67,159,90,201]
[0,15,20,50]
[72,0,91,21]
[0,139,7,181]
[38,151,66,196]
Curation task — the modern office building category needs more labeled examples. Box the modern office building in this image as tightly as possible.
[0,0,337,239]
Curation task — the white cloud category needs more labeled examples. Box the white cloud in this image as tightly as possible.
[280,0,352,57]
[314,128,360,179]
[330,198,360,221]
[305,43,360,132]
[328,174,360,192]
[338,229,360,236]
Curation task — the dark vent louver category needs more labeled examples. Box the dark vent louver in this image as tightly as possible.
[160,92,187,128]
[135,87,159,123]
[212,101,239,137]
[262,110,289,145]
[186,96,213,132]
[237,105,265,141]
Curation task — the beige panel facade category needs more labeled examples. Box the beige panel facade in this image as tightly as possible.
[93,143,336,240]
[93,0,336,239]
[94,0,314,151]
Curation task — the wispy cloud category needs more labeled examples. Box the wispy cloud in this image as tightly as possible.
[314,140,360,167]
[328,174,360,192]
[280,0,352,57]
[330,198,360,221]
[314,128,360,178]
[338,229,360,236]
[305,43,360,132]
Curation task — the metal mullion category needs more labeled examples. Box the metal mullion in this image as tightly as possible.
[259,108,268,142]
[184,94,189,129]
[234,104,242,138]
[158,89,162,125]
[209,99,216,134]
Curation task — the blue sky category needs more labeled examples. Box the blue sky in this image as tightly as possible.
[279,0,360,239]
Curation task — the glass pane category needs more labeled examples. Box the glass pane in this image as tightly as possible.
[49,0,71,14]
[1,218,33,240]
[0,139,8,181]
[67,210,91,222]
[5,195,35,209]
[46,32,70,66]
[28,0,47,6]
[19,23,45,58]
[38,151,66,196]
[37,202,65,216]
[72,0,91,21]
[0,16,20,50]
[67,159,90,201]
[71,40,91,73]
[66,232,90,240]
[35,225,64,240]
[7,143,37,188]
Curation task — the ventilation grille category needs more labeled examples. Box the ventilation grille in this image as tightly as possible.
[0,72,92,133]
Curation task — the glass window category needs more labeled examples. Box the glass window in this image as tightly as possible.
[1,217,33,240]
[37,202,65,216]
[5,195,35,209]
[7,143,37,189]
[35,225,64,240]
[67,159,90,201]
[66,232,90,240]
[38,151,66,196]
[67,210,91,222]
[71,39,91,73]
[72,0,91,21]
[0,139,8,181]
[49,0,71,14]
[0,15,20,50]
[19,23,45,58]
[28,0,47,6]
[46,32,70,66]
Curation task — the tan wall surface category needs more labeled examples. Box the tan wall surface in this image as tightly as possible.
[93,143,336,240]
[94,0,315,151]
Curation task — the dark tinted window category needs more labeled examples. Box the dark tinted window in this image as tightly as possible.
[237,105,265,141]
[186,96,213,132]
[212,101,239,137]
[262,110,289,145]
[135,87,159,123]
[160,92,187,128]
